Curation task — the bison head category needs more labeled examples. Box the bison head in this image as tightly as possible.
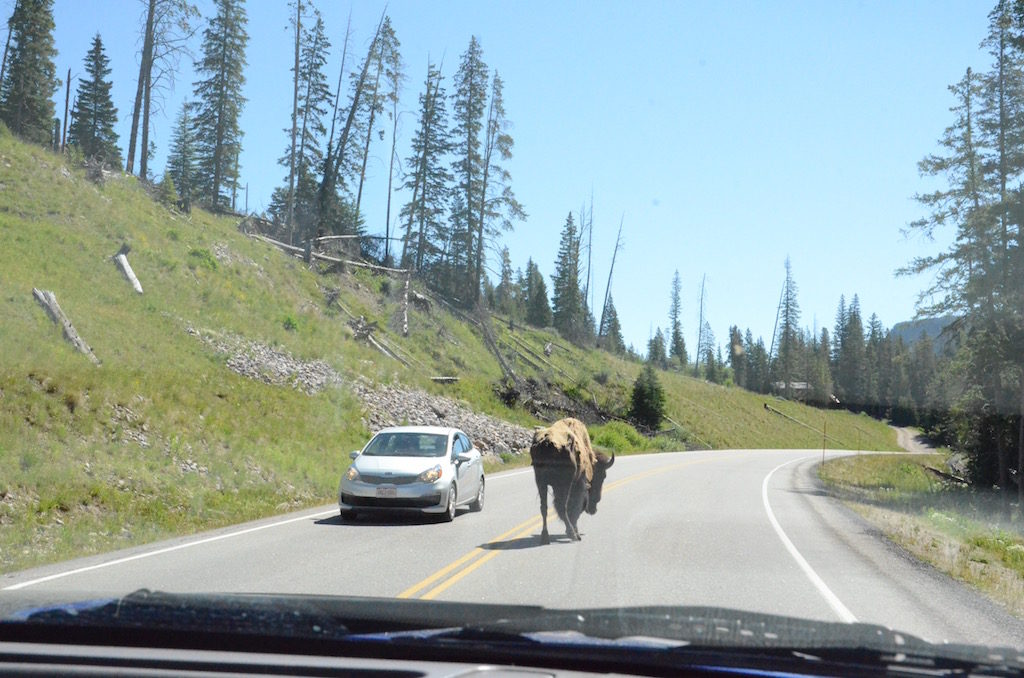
[584,451,614,515]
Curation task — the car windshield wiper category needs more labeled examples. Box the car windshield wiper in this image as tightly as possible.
[348,606,1024,676]
[4,592,1022,675]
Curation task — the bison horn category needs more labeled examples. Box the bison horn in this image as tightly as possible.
[602,452,615,468]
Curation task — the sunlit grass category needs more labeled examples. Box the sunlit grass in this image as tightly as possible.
[819,453,1024,617]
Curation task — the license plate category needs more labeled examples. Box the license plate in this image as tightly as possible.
[375,487,397,498]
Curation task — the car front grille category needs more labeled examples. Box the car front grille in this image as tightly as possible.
[341,493,441,508]
[359,474,420,485]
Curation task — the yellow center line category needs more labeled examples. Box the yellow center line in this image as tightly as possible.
[396,512,548,598]
[397,454,728,600]
[420,519,542,600]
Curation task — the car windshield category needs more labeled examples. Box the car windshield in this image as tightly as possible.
[3,0,1024,669]
[362,432,448,458]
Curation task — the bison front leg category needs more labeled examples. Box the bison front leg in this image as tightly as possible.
[565,479,588,541]
[535,473,550,545]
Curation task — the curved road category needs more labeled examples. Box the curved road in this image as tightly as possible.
[3,449,1022,648]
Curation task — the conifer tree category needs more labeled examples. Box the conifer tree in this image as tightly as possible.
[67,34,120,165]
[449,36,488,301]
[774,257,801,398]
[0,0,58,145]
[523,258,551,328]
[191,0,248,210]
[668,270,688,368]
[630,363,665,431]
[493,246,514,315]
[552,212,588,343]
[166,100,194,212]
[471,71,524,304]
[400,60,451,272]
[598,295,625,355]
[271,8,332,239]
[728,326,746,388]
[647,328,668,369]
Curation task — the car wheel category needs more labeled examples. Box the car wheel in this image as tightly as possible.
[440,483,456,522]
[469,477,484,512]
[340,509,358,521]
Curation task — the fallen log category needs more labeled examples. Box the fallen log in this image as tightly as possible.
[32,288,100,365]
[113,252,143,294]
[925,466,968,485]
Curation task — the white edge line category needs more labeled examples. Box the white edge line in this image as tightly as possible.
[761,456,858,624]
[4,508,339,591]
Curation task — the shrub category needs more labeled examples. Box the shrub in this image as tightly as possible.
[629,363,665,431]
[187,248,217,272]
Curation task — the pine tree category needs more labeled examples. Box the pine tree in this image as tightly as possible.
[523,258,551,328]
[836,294,866,408]
[598,294,625,354]
[0,0,58,145]
[668,270,687,368]
[191,0,248,210]
[774,257,801,398]
[630,363,665,431]
[728,326,746,388]
[552,212,588,343]
[67,34,120,165]
[470,71,524,305]
[352,16,400,233]
[400,60,452,273]
[810,327,833,406]
[647,328,668,369]
[493,246,514,315]
[449,36,488,302]
[166,100,194,212]
[271,7,332,240]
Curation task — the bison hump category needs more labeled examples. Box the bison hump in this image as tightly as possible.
[530,417,595,481]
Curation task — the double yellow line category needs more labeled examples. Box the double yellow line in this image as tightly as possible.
[397,457,715,601]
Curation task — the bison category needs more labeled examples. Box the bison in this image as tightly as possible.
[530,418,614,544]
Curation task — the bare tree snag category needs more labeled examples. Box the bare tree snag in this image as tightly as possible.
[32,288,100,365]
[402,271,410,336]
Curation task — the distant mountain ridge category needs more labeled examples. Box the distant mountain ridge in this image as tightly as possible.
[891,316,956,353]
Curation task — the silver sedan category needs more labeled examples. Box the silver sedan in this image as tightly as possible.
[338,426,485,522]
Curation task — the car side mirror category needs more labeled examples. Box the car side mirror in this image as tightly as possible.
[456,452,472,463]
[349,450,360,460]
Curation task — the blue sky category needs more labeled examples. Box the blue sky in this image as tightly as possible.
[39,0,990,354]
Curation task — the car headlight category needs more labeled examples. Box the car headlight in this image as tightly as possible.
[344,466,360,481]
[418,464,443,483]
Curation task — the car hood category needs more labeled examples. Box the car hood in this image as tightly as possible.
[353,456,444,475]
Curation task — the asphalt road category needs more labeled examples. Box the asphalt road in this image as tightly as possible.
[3,449,1022,649]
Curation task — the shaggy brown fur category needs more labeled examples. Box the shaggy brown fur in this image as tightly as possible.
[530,417,596,481]
[530,418,613,543]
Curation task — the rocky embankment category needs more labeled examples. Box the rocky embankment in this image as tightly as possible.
[193,327,533,461]
[349,379,533,462]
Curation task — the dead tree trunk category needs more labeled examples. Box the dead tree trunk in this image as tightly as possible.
[126,0,156,174]
[114,250,144,294]
[32,288,100,365]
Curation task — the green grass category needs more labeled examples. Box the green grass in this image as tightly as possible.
[819,453,1024,616]
[0,129,896,574]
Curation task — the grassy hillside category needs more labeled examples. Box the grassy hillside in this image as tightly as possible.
[0,128,895,573]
